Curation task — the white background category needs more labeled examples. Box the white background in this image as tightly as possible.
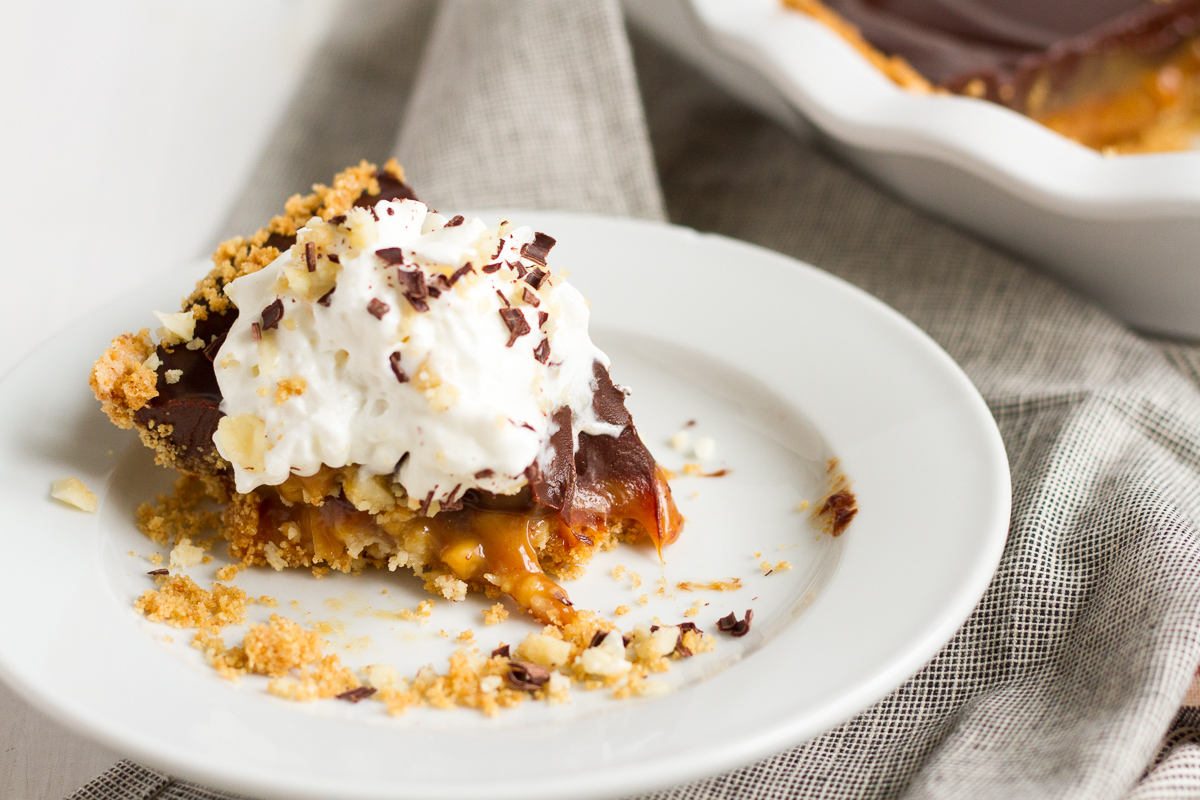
[0,3,334,796]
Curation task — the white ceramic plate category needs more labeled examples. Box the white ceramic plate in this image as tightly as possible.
[624,0,1200,338]
[0,213,1009,800]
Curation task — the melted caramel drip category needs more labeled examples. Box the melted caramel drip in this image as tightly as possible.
[249,465,682,625]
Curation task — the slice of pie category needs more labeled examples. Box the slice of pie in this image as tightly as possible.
[91,160,682,626]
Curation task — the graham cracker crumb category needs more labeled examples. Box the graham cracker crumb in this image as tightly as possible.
[136,475,224,547]
[399,599,435,623]
[483,603,509,625]
[89,329,158,428]
[274,376,307,405]
[134,574,247,633]
[215,564,241,582]
[457,629,476,643]
[637,594,649,606]
[243,613,324,677]
[614,605,630,616]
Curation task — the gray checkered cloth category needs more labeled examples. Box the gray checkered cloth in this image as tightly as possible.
[70,1,1200,798]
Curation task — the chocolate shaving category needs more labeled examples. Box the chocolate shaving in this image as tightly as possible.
[430,273,453,293]
[717,609,754,637]
[538,311,548,328]
[375,247,406,265]
[513,261,528,278]
[521,232,556,266]
[491,644,511,659]
[533,338,550,364]
[474,468,494,479]
[482,263,502,274]
[522,287,541,307]
[442,484,464,513]
[524,267,547,289]
[505,661,551,691]
[418,490,435,516]
[499,308,530,346]
[329,215,347,225]
[203,332,226,362]
[367,298,390,319]
[622,634,632,647]
[386,207,395,216]
[146,569,169,576]
[327,254,340,264]
[589,631,607,649]
[444,215,465,227]
[679,621,702,635]
[427,285,442,299]
[396,270,426,297]
[335,686,377,703]
[250,322,262,342]
[448,265,473,286]
[317,286,336,307]
[389,352,408,383]
[496,290,511,308]
[304,241,316,272]
[260,298,284,331]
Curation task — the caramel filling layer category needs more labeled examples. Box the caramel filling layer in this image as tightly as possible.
[251,467,681,625]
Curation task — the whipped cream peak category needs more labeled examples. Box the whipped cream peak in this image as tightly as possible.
[212,199,621,507]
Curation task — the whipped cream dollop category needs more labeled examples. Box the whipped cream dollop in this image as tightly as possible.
[212,199,622,505]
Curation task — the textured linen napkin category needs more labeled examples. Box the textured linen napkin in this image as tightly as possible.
[70,0,1200,798]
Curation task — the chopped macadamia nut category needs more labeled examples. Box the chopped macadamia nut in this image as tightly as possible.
[580,632,632,678]
[50,477,98,512]
[169,538,205,569]
[693,437,715,460]
[631,624,680,661]
[668,431,689,452]
[363,663,401,689]
[153,309,196,344]
[164,369,183,385]
[343,467,397,514]
[517,632,572,668]
[214,413,267,472]
[546,671,571,704]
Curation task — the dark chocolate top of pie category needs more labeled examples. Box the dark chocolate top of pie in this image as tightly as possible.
[824,0,1200,91]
